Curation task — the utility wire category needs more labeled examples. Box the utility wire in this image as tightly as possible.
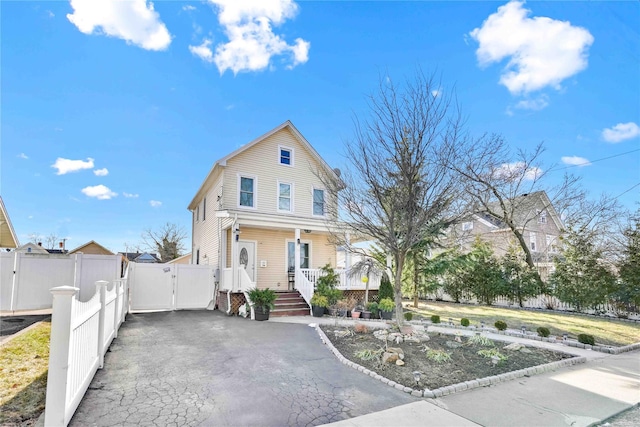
[547,147,640,172]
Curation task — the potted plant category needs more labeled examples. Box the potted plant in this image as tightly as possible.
[336,298,352,317]
[315,264,342,314]
[247,288,277,321]
[378,298,395,320]
[366,301,379,319]
[310,294,328,317]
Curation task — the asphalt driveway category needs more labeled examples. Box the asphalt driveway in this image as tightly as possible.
[71,311,415,426]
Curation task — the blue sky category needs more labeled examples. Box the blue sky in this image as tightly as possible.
[2,0,639,254]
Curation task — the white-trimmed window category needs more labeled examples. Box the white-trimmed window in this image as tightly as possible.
[530,232,537,251]
[202,197,206,221]
[547,235,557,253]
[278,182,293,212]
[287,241,310,270]
[537,210,547,224]
[238,175,256,208]
[313,188,325,216]
[279,146,294,166]
[462,221,473,231]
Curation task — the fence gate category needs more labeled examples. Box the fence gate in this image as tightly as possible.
[128,263,214,312]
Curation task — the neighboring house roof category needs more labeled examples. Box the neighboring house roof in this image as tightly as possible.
[0,196,19,248]
[16,242,49,254]
[166,253,191,264]
[119,252,161,263]
[477,191,564,231]
[188,120,340,210]
[46,248,69,254]
[69,240,115,255]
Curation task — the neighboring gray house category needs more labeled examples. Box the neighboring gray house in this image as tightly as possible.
[444,191,563,278]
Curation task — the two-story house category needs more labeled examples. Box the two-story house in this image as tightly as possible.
[446,191,563,279]
[188,121,376,316]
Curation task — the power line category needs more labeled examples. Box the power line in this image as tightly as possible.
[548,148,640,172]
[613,182,640,200]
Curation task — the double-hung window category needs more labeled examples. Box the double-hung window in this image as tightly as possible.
[239,176,255,208]
[313,188,325,216]
[278,182,292,212]
[202,197,206,221]
[279,146,293,166]
[537,210,547,224]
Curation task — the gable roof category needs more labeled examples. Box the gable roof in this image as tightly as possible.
[478,191,564,231]
[16,242,49,254]
[69,240,115,255]
[0,196,19,248]
[188,120,339,210]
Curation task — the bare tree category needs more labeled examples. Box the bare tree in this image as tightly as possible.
[141,222,187,261]
[44,233,59,249]
[322,70,467,326]
[28,232,42,244]
[445,134,582,271]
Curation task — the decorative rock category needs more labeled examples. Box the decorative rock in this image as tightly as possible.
[504,343,524,351]
[454,336,462,343]
[519,347,532,354]
[417,334,431,342]
[400,326,414,334]
[382,352,399,364]
[388,333,404,343]
[387,347,405,359]
[404,336,421,344]
[373,330,389,341]
[445,340,462,349]
[396,359,405,366]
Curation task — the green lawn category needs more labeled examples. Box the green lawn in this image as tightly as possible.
[405,300,640,346]
[0,321,50,425]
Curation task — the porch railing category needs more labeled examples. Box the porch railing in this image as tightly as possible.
[221,268,232,291]
[238,267,254,292]
[299,268,381,290]
[295,269,313,312]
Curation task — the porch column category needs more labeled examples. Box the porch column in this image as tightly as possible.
[231,226,239,291]
[294,228,301,273]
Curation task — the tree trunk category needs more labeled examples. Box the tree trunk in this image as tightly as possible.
[394,253,406,327]
[413,259,419,308]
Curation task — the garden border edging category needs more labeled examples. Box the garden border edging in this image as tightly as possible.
[315,324,586,399]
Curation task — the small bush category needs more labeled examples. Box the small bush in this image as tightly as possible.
[404,312,413,321]
[378,298,395,312]
[430,315,441,324]
[577,334,595,346]
[467,334,494,347]
[494,320,507,331]
[477,348,508,362]
[536,327,550,338]
[354,323,368,334]
[460,318,470,327]
[378,274,394,301]
[426,349,451,364]
[354,348,381,361]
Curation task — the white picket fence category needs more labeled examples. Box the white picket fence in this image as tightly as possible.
[44,279,128,427]
[0,252,120,312]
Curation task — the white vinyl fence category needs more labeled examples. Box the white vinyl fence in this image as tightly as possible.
[45,279,128,427]
[128,263,215,311]
[0,252,120,312]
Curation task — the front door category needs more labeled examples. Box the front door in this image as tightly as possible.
[238,240,256,282]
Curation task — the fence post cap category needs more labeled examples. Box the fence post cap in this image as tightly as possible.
[50,286,79,296]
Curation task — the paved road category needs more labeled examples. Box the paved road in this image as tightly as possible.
[71,311,415,427]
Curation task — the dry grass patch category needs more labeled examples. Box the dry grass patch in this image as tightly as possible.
[0,321,50,426]
[406,300,640,346]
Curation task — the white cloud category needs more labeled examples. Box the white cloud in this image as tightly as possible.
[123,192,139,198]
[52,157,95,175]
[183,5,196,12]
[493,162,542,181]
[514,94,549,111]
[94,168,109,176]
[81,185,117,200]
[150,200,162,207]
[67,0,172,51]
[189,38,214,62]
[561,156,591,167]
[431,89,441,98]
[602,122,640,143]
[470,0,593,95]
[18,153,29,159]
[204,0,310,74]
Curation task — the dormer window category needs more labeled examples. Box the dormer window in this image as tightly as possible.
[279,146,293,166]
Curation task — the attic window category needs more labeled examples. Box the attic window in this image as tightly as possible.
[462,221,473,231]
[279,146,293,166]
[538,210,547,224]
